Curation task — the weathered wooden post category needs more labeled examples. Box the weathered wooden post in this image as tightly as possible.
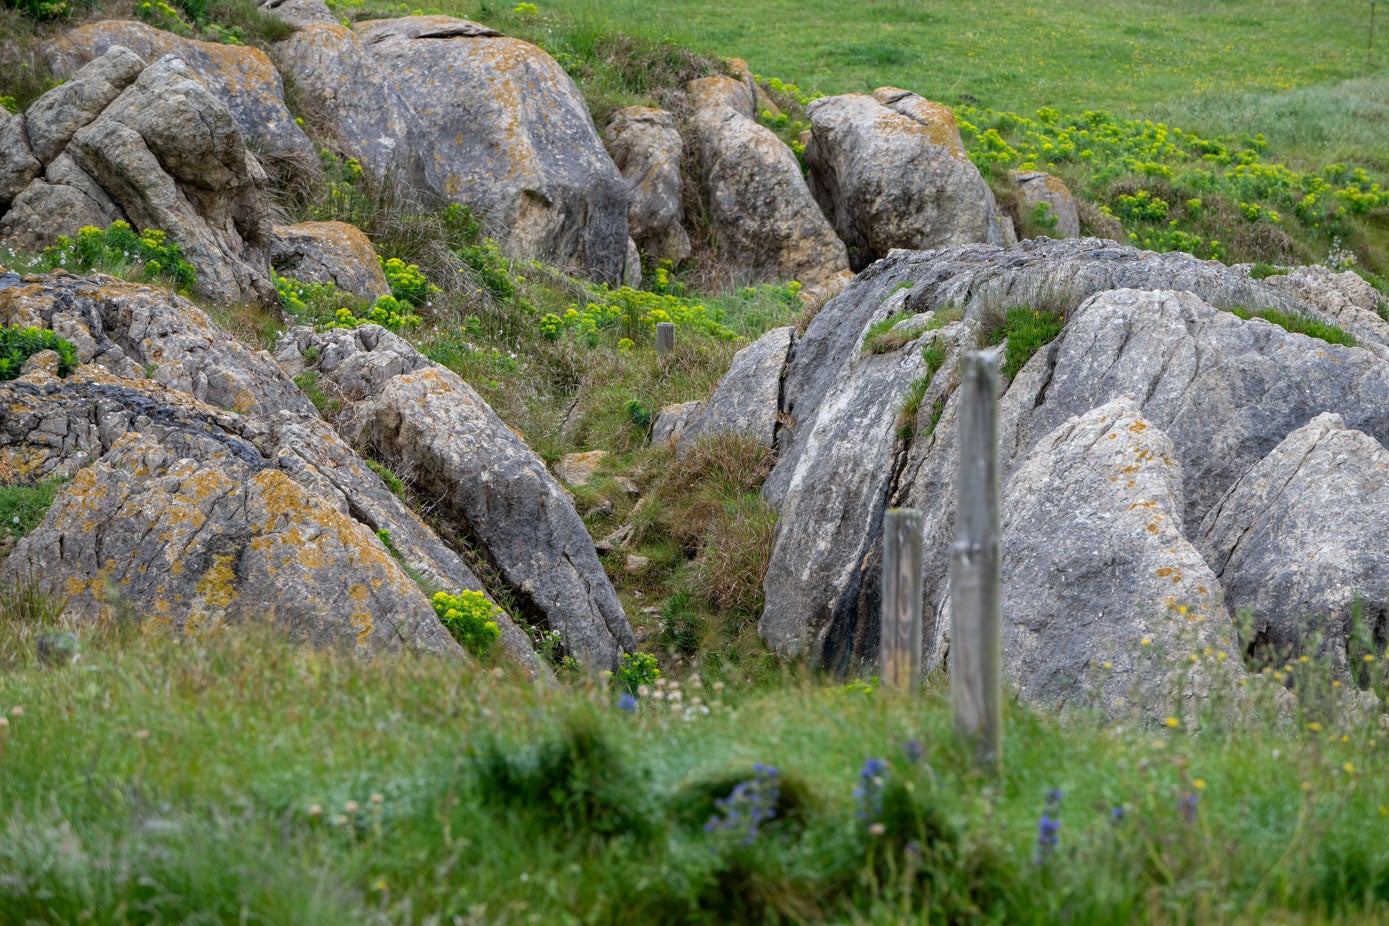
[656,322,675,356]
[880,508,924,693]
[950,350,1002,771]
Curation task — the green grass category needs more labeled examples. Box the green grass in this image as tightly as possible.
[998,307,1067,380]
[0,478,64,545]
[1229,305,1359,347]
[1,620,1388,922]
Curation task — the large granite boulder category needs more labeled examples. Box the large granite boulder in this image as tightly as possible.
[0,369,460,656]
[0,271,311,419]
[276,325,637,668]
[275,16,629,284]
[688,75,850,292]
[0,272,543,670]
[753,238,1389,684]
[681,326,794,450]
[0,49,277,306]
[271,221,389,300]
[605,106,690,262]
[1009,169,1081,239]
[1198,413,1389,675]
[803,88,1010,271]
[44,20,316,165]
[991,397,1242,712]
[0,107,42,212]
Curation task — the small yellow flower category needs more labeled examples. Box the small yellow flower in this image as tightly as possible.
[1308,722,1323,732]
[1178,605,1187,615]
[1364,654,1376,663]
[1344,763,1355,774]
[374,879,388,891]
[1380,806,1388,818]
[1141,637,1152,646]
[1193,779,1206,790]
[1341,735,1350,744]
[1102,661,1113,670]
[1165,717,1179,728]
[1333,680,1342,688]
[1299,655,1309,664]
[1301,781,1312,792]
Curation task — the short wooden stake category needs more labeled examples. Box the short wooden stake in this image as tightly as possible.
[656,322,675,356]
[950,351,1003,771]
[880,508,924,693]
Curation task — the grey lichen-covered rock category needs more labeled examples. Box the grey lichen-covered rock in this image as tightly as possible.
[284,325,636,668]
[688,75,756,119]
[1009,170,1081,239]
[350,16,630,285]
[554,450,606,487]
[45,21,317,165]
[683,326,794,449]
[803,88,1008,271]
[605,106,690,262]
[23,45,146,165]
[0,272,312,419]
[688,76,850,291]
[70,55,276,305]
[0,108,42,212]
[758,239,1389,673]
[1197,413,1389,675]
[270,22,421,184]
[650,400,704,447]
[257,0,338,28]
[767,238,1318,507]
[271,221,390,300]
[991,397,1243,712]
[0,371,461,656]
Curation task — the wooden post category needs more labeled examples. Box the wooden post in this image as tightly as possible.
[950,350,1002,771]
[880,508,924,693]
[656,322,675,356]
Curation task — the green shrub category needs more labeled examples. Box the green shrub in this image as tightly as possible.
[431,590,503,657]
[365,461,405,499]
[1228,306,1357,347]
[1249,262,1289,280]
[612,651,660,695]
[861,310,918,354]
[0,326,78,381]
[380,256,437,307]
[274,275,422,333]
[35,222,197,292]
[1000,306,1066,379]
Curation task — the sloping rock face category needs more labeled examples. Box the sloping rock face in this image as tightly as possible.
[1009,170,1081,239]
[605,106,690,262]
[0,271,311,418]
[747,237,1389,704]
[0,273,544,669]
[995,397,1243,711]
[45,21,316,165]
[0,49,277,306]
[1197,413,1389,674]
[804,88,1009,271]
[681,326,793,449]
[688,76,850,292]
[276,325,637,668]
[273,15,629,284]
[0,369,461,655]
[1259,264,1389,358]
[271,221,390,299]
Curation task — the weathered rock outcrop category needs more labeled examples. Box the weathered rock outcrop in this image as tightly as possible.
[273,15,630,284]
[752,238,1389,690]
[271,221,389,299]
[0,49,277,306]
[1,271,311,418]
[605,106,690,262]
[1009,169,1081,239]
[1259,264,1389,358]
[651,400,704,447]
[45,20,316,165]
[0,369,461,655]
[990,397,1242,711]
[803,88,1009,270]
[277,325,637,668]
[1198,413,1389,674]
[0,273,547,669]
[681,326,794,449]
[688,76,850,291]
[0,107,42,212]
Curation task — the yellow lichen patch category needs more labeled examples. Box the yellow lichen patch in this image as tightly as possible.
[194,553,239,611]
[1156,567,1174,578]
[1129,500,1158,511]
[1128,420,1148,433]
